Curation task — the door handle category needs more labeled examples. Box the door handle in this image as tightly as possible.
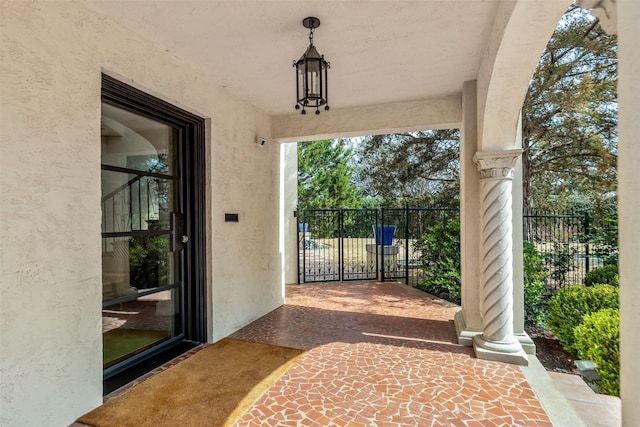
[171,212,186,252]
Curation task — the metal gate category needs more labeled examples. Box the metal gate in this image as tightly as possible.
[298,209,378,282]
[298,207,459,284]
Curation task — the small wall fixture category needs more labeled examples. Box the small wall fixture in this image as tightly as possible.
[293,17,330,115]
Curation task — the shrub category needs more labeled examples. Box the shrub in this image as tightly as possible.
[544,241,577,288]
[547,284,619,354]
[574,308,620,396]
[523,241,548,327]
[416,264,461,304]
[584,264,618,287]
[415,217,461,305]
[415,233,551,323]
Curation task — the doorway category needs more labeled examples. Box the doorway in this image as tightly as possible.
[100,75,206,392]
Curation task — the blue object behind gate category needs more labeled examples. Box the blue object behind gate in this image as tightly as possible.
[374,225,396,245]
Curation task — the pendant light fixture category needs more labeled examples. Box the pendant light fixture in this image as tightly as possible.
[293,17,330,115]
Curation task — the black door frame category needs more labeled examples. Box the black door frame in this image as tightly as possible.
[101,74,207,393]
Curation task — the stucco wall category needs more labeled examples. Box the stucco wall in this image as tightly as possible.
[281,142,299,286]
[0,1,280,425]
[617,1,640,425]
[272,96,462,143]
[459,80,483,336]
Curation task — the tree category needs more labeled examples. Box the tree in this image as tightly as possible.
[297,139,363,209]
[522,6,617,212]
[353,129,460,207]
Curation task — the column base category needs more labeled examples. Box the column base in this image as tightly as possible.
[473,334,529,366]
[456,311,536,355]
[454,310,482,346]
[515,331,536,355]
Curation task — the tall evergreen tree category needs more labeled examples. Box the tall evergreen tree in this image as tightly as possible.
[522,6,617,212]
[354,130,460,207]
[300,7,617,214]
[297,139,363,209]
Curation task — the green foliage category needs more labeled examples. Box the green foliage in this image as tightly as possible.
[523,241,549,327]
[353,130,460,207]
[298,139,363,209]
[590,207,619,266]
[415,217,461,305]
[544,241,577,288]
[413,233,553,327]
[524,241,548,285]
[584,264,618,287]
[547,284,619,354]
[574,308,620,396]
[571,203,619,267]
[522,6,618,211]
[129,235,168,290]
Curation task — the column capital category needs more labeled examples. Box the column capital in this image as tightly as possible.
[473,149,522,179]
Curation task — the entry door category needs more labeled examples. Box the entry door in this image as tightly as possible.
[100,75,206,379]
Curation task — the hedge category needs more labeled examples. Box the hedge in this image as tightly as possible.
[574,308,620,396]
[547,284,619,354]
[584,264,619,287]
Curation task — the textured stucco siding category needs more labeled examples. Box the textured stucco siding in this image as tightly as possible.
[617,2,640,425]
[0,1,280,426]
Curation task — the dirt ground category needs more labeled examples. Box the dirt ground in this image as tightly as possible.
[526,326,578,374]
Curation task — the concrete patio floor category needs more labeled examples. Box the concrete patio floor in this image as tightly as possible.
[228,281,584,426]
[76,281,614,427]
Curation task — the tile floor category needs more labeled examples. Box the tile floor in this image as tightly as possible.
[230,282,553,426]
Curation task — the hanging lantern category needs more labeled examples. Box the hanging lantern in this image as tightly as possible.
[293,17,330,115]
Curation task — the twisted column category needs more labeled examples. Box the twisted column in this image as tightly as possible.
[472,150,528,365]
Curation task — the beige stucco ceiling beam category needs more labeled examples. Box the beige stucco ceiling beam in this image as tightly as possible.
[271,96,461,143]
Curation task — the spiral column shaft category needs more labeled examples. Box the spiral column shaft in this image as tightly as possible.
[479,177,514,341]
[471,150,528,365]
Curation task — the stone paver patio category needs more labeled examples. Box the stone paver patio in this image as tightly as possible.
[229,282,553,427]
[76,280,600,427]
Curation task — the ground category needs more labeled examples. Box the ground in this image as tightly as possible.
[526,325,578,374]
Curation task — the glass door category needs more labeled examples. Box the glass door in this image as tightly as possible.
[101,102,185,370]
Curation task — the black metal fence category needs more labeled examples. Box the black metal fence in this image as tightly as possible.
[523,209,618,292]
[298,206,618,293]
[298,206,459,285]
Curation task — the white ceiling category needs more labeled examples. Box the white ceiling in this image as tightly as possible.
[87,1,499,116]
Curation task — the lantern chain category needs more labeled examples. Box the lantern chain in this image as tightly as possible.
[308,25,315,46]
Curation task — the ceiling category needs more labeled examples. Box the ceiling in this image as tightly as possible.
[86,1,500,116]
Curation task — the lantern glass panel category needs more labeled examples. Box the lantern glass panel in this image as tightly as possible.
[296,62,307,104]
[307,70,320,99]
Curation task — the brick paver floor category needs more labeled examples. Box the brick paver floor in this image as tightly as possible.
[230,281,553,427]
